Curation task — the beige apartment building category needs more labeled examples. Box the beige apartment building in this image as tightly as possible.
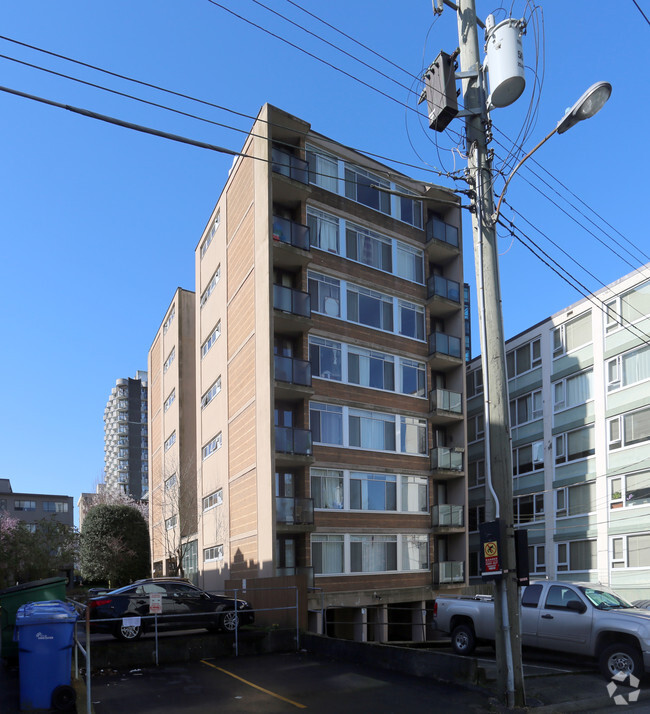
[187,104,468,640]
[148,288,198,581]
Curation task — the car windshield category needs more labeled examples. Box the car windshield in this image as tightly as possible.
[580,586,633,609]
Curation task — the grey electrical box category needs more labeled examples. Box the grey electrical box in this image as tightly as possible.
[423,51,458,132]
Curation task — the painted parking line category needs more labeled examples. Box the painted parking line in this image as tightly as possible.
[200,659,307,709]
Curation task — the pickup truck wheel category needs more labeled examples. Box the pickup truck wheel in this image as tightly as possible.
[451,624,476,656]
[599,643,643,680]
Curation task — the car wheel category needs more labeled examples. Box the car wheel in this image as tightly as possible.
[451,624,476,656]
[114,623,142,641]
[599,643,643,680]
[51,684,76,712]
[221,610,240,632]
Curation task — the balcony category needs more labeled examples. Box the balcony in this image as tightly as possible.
[428,332,463,371]
[433,560,465,586]
[273,216,311,270]
[429,388,463,424]
[432,504,464,532]
[431,447,464,479]
[274,355,313,401]
[425,216,460,264]
[276,497,314,530]
[275,427,314,466]
[275,565,314,587]
[427,275,461,318]
[271,148,310,207]
[273,285,312,335]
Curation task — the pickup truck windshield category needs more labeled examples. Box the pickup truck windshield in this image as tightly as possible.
[580,586,633,609]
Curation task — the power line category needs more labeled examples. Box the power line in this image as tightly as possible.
[632,0,650,25]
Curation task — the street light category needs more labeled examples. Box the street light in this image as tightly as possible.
[493,81,612,222]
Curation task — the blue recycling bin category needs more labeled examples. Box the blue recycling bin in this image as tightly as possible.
[14,600,78,711]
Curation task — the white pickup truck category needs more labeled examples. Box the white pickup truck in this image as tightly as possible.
[434,580,650,679]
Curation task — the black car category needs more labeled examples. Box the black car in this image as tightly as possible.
[88,578,254,641]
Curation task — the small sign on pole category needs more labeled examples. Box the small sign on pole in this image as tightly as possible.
[149,593,163,614]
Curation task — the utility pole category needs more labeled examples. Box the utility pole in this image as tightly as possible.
[454,0,525,707]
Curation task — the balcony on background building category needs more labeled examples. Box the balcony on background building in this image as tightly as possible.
[431,447,464,479]
[425,215,460,264]
[276,497,314,530]
[433,560,465,586]
[428,332,463,371]
[273,285,312,335]
[427,275,461,318]
[275,427,314,467]
[274,355,313,401]
[271,147,310,207]
[432,504,464,533]
[429,388,463,424]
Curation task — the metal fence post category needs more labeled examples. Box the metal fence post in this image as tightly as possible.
[234,588,239,657]
[295,586,300,651]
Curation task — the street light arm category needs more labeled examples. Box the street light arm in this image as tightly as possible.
[493,125,558,224]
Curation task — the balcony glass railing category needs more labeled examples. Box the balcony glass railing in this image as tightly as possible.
[428,332,462,359]
[431,447,464,471]
[273,285,311,318]
[432,504,464,527]
[276,497,314,525]
[435,560,465,584]
[272,216,310,251]
[274,355,312,387]
[426,216,459,248]
[271,148,309,184]
[275,426,313,456]
[429,388,462,414]
[427,274,461,303]
[276,566,314,587]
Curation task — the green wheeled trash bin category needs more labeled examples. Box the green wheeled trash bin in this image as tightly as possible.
[14,600,78,712]
[0,577,67,660]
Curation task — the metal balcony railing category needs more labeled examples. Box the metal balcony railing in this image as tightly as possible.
[274,355,312,387]
[432,504,464,527]
[272,216,310,251]
[426,216,459,248]
[427,274,461,302]
[273,285,311,318]
[271,148,309,184]
[276,497,314,525]
[434,560,465,584]
[429,388,462,414]
[275,427,313,456]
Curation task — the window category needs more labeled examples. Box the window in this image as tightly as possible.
[512,441,544,476]
[344,165,391,214]
[201,377,221,409]
[506,338,541,378]
[312,535,344,574]
[164,432,176,452]
[402,535,429,570]
[401,476,428,512]
[400,416,428,455]
[606,280,650,333]
[119,448,129,458]
[165,515,177,530]
[348,346,394,391]
[468,505,485,532]
[396,242,424,283]
[200,210,220,259]
[611,533,650,569]
[164,389,176,413]
[553,312,592,357]
[400,358,426,397]
[528,545,545,574]
[347,285,393,332]
[309,337,342,381]
[164,474,177,491]
[467,414,484,443]
[201,321,221,358]
[396,189,423,229]
[609,471,650,509]
[350,473,397,511]
[555,425,595,463]
[553,370,592,411]
[350,535,397,572]
[307,207,340,253]
[509,390,542,426]
[163,347,175,374]
[308,271,341,317]
[607,344,650,392]
[466,369,484,398]
[306,146,339,192]
[513,493,544,524]
[556,482,596,517]
[468,459,486,488]
[349,409,396,451]
[608,407,650,450]
[346,223,392,272]
[200,266,221,308]
[202,433,222,460]
[42,501,68,513]
[556,539,596,572]
[310,402,343,445]
[203,489,223,511]
[204,545,224,562]
[311,469,344,509]
[398,300,425,340]
[163,305,175,335]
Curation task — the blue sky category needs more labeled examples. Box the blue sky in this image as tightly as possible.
[0,1,647,522]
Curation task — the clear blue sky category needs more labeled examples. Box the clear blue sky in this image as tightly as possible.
[1,1,647,524]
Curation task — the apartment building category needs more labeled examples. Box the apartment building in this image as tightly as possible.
[103,371,149,499]
[148,289,198,581]
[0,478,73,530]
[192,104,467,639]
[466,266,650,602]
